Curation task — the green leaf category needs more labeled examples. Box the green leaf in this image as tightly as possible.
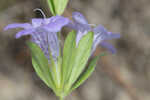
[62,30,76,84]
[47,0,56,15]
[71,53,105,91]
[26,41,55,90]
[48,47,61,88]
[47,0,69,15]
[65,32,93,91]
[53,0,69,15]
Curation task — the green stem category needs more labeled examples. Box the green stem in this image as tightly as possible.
[59,96,64,100]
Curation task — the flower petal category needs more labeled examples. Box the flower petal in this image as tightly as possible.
[73,23,91,45]
[93,25,107,35]
[15,29,34,38]
[72,12,88,24]
[45,16,69,32]
[31,28,49,57]
[104,32,121,40]
[31,28,59,61]
[94,25,120,40]
[100,41,116,54]
[91,35,103,54]
[91,25,107,52]
[47,32,60,61]
[67,22,78,30]
[4,23,32,30]
[76,28,90,45]
[32,18,44,28]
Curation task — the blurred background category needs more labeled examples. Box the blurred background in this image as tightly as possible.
[0,0,150,100]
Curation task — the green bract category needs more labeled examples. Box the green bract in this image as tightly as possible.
[63,31,94,93]
[26,41,55,90]
[47,0,69,15]
[71,53,105,92]
[27,31,102,100]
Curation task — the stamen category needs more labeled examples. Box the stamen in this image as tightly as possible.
[33,8,46,19]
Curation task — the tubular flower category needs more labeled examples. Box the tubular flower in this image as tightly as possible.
[4,16,69,61]
[69,12,120,54]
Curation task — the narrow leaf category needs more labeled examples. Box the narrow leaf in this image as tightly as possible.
[32,58,50,87]
[27,41,55,89]
[54,0,69,15]
[48,47,61,88]
[71,53,105,91]
[66,32,93,90]
[62,30,76,84]
[47,0,56,15]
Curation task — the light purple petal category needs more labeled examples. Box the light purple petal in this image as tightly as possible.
[104,32,121,40]
[94,25,120,41]
[31,28,59,61]
[100,41,116,54]
[93,25,107,35]
[72,12,88,24]
[76,23,91,32]
[92,25,120,54]
[91,25,108,52]
[32,18,44,28]
[67,21,78,30]
[76,30,87,45]
[71,23,91,45]
[91,35,103,54]
[75,24,91,45]
[15,29,34,38]
[48,32,59,61]
[31,28,49,58]
[68,12,92,46]
[45,16,69,32]
[4,23,32,31]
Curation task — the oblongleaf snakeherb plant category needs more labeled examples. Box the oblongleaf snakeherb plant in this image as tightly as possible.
[4,0,120,100]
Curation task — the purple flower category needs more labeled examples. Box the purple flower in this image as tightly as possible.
[69,12,120,54]
[4,16,69,61]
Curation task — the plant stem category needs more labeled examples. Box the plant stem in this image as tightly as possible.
[59,96,64,100]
